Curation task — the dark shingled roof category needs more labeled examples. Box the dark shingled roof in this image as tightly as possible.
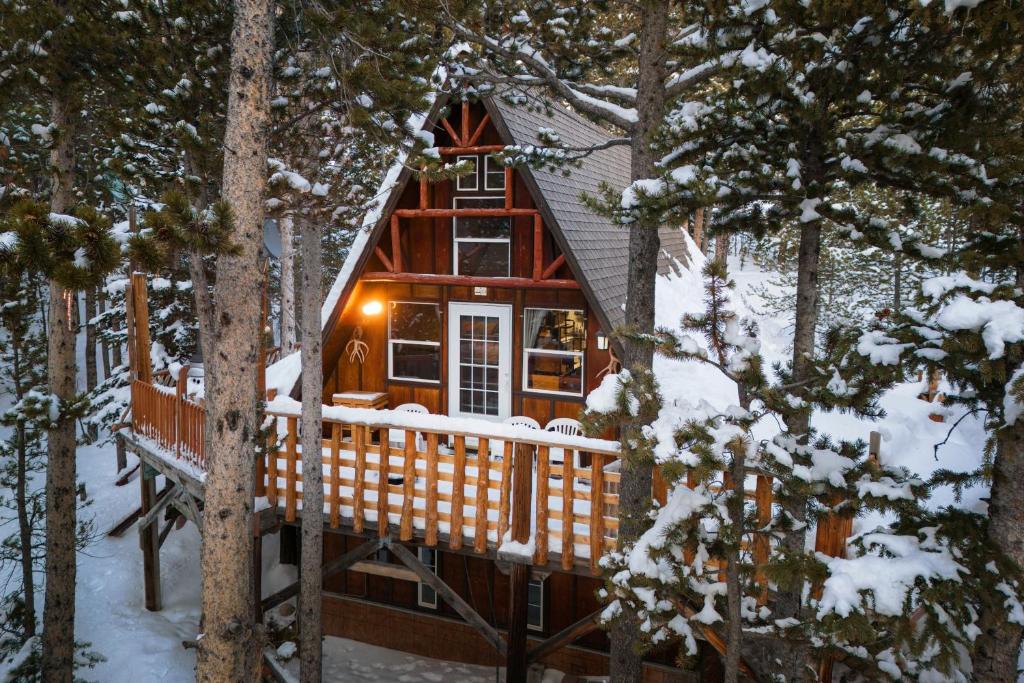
[486,91,688,331]
[321,89,690,340]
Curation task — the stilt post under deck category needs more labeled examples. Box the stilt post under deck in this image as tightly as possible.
[506,442,535,682]
[252,520,263,623]
[140,464,162,611]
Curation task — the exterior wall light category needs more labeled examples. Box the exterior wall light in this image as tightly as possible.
[361,300,384,316]
[596,332,609,350]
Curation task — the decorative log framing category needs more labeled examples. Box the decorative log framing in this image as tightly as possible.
[389,214,403,272]
[393,207,536,218]
[361,272,580,290]
[437,145,505,155]
[373,246,394,273]
[532,213,544,280]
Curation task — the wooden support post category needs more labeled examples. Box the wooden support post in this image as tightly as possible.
[498,441,513,543]
[504,167,513,209]
[589,453,605,574]
[400,433,415,541]
[390,214,403,273]
[378,430,390,537]
[285,417,298,522]
[534,446,550,565]
[131,272,152,384]
[461,101,470,147]
[507,562,531,683]
[267,418,279,507]
[140,466,162,611]
[419,170,428,210]
[507,441,534,681]
[329,422,341,528]
[474,438,490,554]
[450,435,466,550]
[561,454,574,570]
[532,214,543,280]
[354,424,366,533]
[425,432,439,546]
[868,430,881,465]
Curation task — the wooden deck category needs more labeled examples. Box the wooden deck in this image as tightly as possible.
[129,378,626,574]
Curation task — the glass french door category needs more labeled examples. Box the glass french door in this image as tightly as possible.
[447,302,512,422]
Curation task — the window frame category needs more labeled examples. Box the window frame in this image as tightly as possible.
[484,155,506,191]
[387,300,442,384]
[451,196,511,278]
[527,578,545,632]
[455,155,479,191]
[521,307,586,398]
[417,547,439,609]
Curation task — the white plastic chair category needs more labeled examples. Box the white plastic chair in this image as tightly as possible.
[492,415,541,458]
[392,403,428,453]
[545,417,583,470]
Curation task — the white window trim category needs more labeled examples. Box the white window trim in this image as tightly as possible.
[521,307,586,397]
[527,578,545,632]
[484,155,506,191]
[455,155,478,191]
[417,547,439,609]
[452,196,510,277]
[387,301,442,384]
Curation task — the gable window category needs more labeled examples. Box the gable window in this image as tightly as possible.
[388,302,441,383]
[453,197,510,277]
[456,155,478,191]
[484,155,506,191]
[527,578,545,631]
[522,308,585,396]
[417,547,438,609]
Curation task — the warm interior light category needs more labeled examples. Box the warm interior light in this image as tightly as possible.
[361,300,383,316]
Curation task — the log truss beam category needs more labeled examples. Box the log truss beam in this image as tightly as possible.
[526,608,602,665]
[261,537,385,614]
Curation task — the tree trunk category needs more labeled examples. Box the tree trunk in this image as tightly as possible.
[297,210,324,681]
[770,218,822,683]
[10,324,36,639]
[609,2,667,681]
[84,287,97,392]
[715,232,729,267]
[195,1,272,681]
[41,92,78,683]
[97,286,111,380]
[892,250,902,314]
[723,444,745,683]
[974,421,1024,681]
[279,214,297,353]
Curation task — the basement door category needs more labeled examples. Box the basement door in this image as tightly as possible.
[447,302,512,422]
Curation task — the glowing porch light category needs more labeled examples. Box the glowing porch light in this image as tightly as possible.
[361,300,384,316]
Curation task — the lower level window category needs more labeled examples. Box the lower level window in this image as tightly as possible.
[522,308,585,396]
[389,301,441,382]
[527,578,544,631]
[418,547,438,608]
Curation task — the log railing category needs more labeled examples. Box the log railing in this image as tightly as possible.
[263,410,623,572]
[128,377,852,578]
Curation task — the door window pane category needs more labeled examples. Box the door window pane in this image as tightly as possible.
[458,312,501,416]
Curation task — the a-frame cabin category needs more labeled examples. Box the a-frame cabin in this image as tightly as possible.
[283,91,700,679]
[120,88,728,682]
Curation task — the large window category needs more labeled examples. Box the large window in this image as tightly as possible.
[527,578,545,631]
[388,302,441,383]
[418,547,438,608]
[453,197,510,277]
[522,308,585,396]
